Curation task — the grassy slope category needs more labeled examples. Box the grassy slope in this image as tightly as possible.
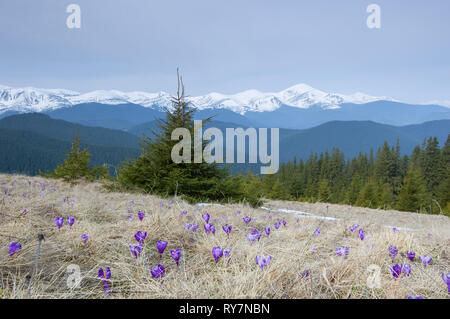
[0,174,449,299]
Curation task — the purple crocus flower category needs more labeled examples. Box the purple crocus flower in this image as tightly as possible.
[212,246,223,263]
[222,225,232,237]
[202,213,210,223]
[336,246,349,258]
[81,233,89,243]
[407,295,424,299]
[210,225,216,235]
[282,220,286,227]
[150,264,165,279]
[349,224,359,232]
[310,245,317,253]
[137,211,145,222]
[129,244,143,258]
[22,209,28,215]
[255,255,272,270]
[55,217,64,229]
[419,255,432,267]
[265,227,270,237]
[8,242,22,257]
[393,227,398,233]
[358,229,364,240]
[246,233,259,244]
[243,216,251,224]
[301,270,310,278]
[134,231,147,244]
[390,264,411,279]
[156,241,168,260]
[191,224,199,232]
[204,223,213,234]
[185,223,192,230]
[389,245,398,261]
[170,248,181,266]
[314,228,320,236]
[274,222,280,230]
[68,216,75,227]
[406,251,415,261]
[98,267,111,280]
[168,200,173,205]
[179,210,188,216]
[224,248,231,257]
[441,273,450,293]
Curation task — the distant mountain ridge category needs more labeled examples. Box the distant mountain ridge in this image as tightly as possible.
[0,83,396,114]
[0,113,447,176]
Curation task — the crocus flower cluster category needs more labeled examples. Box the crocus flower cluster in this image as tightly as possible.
[336,246,349,259]
[151,264,165,279]
[8,242,22,257]
[390,264,411,279]
[98,267,111,293]
[349,224,359,232]
[134,231,147,244]
[256,255,271,270]
[389,244,398,261]
[419,255,432,267]
[185,223,199,232]
[204,223,215,235]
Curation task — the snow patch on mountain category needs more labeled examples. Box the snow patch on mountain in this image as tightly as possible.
[0,83,399,115]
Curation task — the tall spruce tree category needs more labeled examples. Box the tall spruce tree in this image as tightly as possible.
[118,70,245,203]
[49,127,108,182]
[397,166,426,212]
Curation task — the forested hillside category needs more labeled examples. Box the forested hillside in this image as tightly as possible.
[244,136,450,215]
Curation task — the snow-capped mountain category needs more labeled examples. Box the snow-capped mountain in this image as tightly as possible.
[0,83,397,115]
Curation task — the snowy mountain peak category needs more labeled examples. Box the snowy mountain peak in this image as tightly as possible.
[0,83,398,115]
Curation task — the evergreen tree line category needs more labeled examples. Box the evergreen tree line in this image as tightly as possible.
[242,136,450,215]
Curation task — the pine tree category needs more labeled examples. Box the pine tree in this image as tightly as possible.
[118,70,244,203]
[317,179,331,202]
[346,174,362,205]
[397,166,426,212]
[49,127,108,182]
[355,179,378,208]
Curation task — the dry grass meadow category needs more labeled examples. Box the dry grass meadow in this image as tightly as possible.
[0,174,449,299]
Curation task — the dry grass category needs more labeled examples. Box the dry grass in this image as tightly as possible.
[0,173,449,299]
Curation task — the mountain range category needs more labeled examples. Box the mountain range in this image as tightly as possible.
[0,113,448,176]
[1,84,449,130]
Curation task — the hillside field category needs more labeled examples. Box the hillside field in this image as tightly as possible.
[0,174,449,299]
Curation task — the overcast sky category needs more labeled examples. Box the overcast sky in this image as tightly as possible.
[0,0,449,103]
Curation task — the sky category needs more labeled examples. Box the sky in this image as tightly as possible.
[0,0,449,104]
